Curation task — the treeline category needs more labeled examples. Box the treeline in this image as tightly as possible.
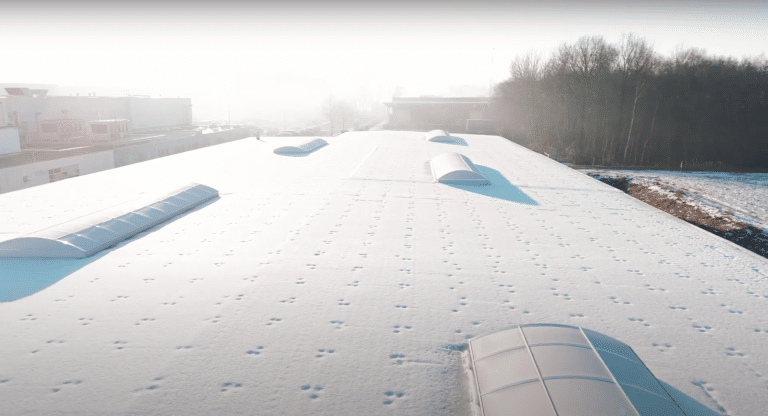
[492,34,768,169]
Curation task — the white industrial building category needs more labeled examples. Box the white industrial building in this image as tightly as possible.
[1,131,767,415]
[1,87,192,144]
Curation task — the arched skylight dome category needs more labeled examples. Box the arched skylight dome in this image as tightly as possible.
[468,324,686,416]
[425,130,468,145]
[0,183,218,258]
[430,152,489,186]
[273,138,328,156]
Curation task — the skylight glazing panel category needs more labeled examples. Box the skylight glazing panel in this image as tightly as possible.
[583,328,640,362]
[96,219,140,236]
[470,327,525,360]
[133,206,166,221]
[474,347,539,394]
[522,325,590,347]
[75,226,120,244]
[57,234,99,252]
[545,378,639,416]
[481,382,555,416]
[530,345,613,380]
[621,384,686,416]
[598,350,669,398]
[113,212,153,228]
[146,201,178,215]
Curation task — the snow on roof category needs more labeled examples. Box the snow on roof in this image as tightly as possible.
[1,131,767,415]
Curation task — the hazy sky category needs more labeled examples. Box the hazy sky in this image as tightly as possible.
[3,0,767,123]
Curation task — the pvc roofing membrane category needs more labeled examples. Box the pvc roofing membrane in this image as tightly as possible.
[430,152,490,186]
[468,324,687,416]
[273,138,328,156]
[0,183,218,258]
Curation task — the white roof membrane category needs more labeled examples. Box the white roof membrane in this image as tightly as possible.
[273,138,328,156]
[430,152,490,186]
[0,183,218,258]
[468,324,687,416]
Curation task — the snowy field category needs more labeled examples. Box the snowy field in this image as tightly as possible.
[1,132,768,415]
[579,168,768,232]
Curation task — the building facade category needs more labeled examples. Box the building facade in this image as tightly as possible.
[384,96,491,132]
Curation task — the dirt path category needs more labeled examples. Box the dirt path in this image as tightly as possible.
[592,175,768,259]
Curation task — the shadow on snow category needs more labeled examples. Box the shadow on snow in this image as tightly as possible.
[447,165,538,205]
[0,197,218,303]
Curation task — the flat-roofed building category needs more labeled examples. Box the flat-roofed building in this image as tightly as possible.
[384,96,491,132]
[1,131,766,415]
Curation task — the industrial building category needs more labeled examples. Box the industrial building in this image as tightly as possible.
[0,86,251,194]
[0,87,192,145]
[384,96,494,133]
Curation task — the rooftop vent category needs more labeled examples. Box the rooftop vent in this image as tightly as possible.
[430,152,489,186]
[468,324,686,416]
[0,183,218,258]
[273,138,328,156]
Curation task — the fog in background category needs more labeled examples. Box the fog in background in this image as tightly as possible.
[3,0,766,126]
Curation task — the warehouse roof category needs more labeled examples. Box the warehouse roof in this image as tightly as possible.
[1,131,766,415]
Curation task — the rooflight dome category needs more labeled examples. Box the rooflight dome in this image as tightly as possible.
[430,152,489,186]
[468,324,686,416]
[0,183,218,258]
[273,138,328,156]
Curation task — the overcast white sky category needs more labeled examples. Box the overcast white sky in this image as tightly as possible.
[3,0,767,124]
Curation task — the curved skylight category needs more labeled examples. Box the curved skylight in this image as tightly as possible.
[430,152,489,186]
[273,138,328,156]
[0,183,218,258]
[468,324,686,416]
[425,130,467,145]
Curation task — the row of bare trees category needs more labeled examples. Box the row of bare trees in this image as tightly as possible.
[322,96,357,136]
[493,34,768,169]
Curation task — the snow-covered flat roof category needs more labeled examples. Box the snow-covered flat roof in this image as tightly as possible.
[1,131,767,415]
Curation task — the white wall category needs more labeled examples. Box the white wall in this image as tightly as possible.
[0,127,21,156]
[0,150,114,194]
[0,100,6,127]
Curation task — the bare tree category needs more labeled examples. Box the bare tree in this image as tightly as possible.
[510,52,543,82]
[336,101,356,132]
[618,33,656,162]
[322,95,339,136]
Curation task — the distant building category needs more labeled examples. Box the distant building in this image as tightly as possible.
[0,87,192,144]
[384,96,493,133]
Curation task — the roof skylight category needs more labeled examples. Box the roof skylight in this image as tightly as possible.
[273,138,328,156]
[430,152,489,186]
[0,183,218,258]
[468,324,687,416]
